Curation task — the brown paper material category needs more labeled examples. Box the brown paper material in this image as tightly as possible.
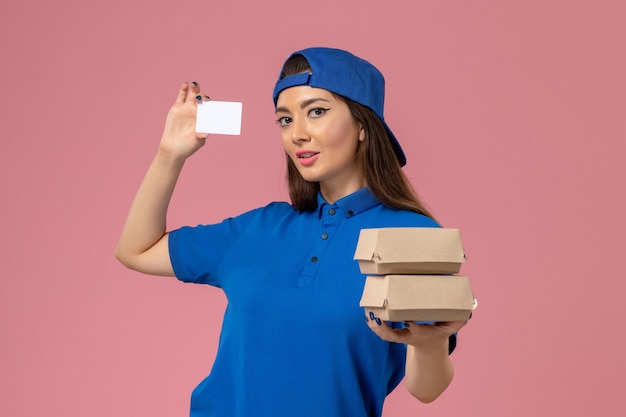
[353,228,466,275]
[359,275,476,322]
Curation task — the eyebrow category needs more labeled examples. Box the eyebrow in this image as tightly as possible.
[275,97,331,114]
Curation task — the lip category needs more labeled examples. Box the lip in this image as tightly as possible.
[295,150,320,166]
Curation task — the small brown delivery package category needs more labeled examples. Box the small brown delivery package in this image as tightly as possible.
[354,228,477,322]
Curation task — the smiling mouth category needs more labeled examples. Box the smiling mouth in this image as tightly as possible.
[297,152,319,159]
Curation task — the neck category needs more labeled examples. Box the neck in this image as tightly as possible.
[320,178,366,204]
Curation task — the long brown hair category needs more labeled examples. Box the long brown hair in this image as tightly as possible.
[280,54,435,220]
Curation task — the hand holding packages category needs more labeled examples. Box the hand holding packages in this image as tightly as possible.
[354,227,477,322]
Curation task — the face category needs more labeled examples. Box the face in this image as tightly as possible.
[275,86,365,200]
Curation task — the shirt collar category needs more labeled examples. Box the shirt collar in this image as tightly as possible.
[316,187,380,219]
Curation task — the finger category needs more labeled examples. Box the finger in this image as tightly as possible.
[365,311,382,326]
[364,311,406,343]
[186,81,205,104]
[432,320,466,330]
[193,93,211,104]
[189,81,201,95]
[442,320,469,333]
[377,323,410,343]
[176,82,190,104]
[190,82,212,102]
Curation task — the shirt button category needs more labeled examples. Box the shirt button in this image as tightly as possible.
[328,208,336,215]
[347,210,354,217]
[321,233,328,240]
[311,256,318,263]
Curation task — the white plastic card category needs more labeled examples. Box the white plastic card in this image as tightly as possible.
[195,101,243,135]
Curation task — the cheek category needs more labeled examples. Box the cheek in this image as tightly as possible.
[280,133,299,163]
[322,120,360,152]
[280,130,292,150]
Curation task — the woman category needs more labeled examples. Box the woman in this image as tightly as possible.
[116,47,467,417]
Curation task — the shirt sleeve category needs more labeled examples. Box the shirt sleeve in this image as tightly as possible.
[168,206,265,286]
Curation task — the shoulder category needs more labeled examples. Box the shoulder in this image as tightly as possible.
[172,201,296,236]
[371,205,441,228]
[240,201,298,221]
[259,201,296,214]
[214,201,304,232]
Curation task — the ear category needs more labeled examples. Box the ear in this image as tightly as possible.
[359,125,365,142]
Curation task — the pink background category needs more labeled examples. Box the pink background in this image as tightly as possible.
[2,1,625,415]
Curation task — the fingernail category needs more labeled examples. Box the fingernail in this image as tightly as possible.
[369,312,375,320]
[195,95,202,101]
[375,317,382,325]
[191,81,198,86]
[364,315,369,322]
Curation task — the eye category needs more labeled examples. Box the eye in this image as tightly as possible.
[276,116,292,127]
[309,107,330,118]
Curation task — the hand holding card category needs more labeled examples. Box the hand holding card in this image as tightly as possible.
[196,101,243,135]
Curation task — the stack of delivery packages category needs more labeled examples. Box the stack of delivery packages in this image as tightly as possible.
[354,228,477,322]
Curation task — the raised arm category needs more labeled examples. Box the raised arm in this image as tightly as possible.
[115,82,210,276]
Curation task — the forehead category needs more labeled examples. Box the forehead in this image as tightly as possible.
[275,86,336,111]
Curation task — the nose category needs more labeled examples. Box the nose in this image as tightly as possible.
[290,117,310,144]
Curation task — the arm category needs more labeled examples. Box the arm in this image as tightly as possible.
[114,82,210,276]
[403,322,464,402]
[364,314,467,403]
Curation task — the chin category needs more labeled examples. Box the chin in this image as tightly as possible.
[296,169,325,183]
[300,176,323,184]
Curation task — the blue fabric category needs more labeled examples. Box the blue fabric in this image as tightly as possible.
[273,47,406,166]
[169,187,439,417]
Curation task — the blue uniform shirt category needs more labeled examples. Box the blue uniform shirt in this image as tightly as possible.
[169,187,440,417]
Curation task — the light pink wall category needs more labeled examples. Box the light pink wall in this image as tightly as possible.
[2,1,625,416]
